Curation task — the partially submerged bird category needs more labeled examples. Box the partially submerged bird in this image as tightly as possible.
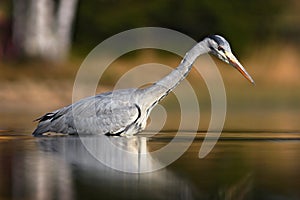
[33,35,254,136]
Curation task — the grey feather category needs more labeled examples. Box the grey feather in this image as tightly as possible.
[33,89,142,136]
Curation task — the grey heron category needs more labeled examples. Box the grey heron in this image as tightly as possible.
[33,35,254,136]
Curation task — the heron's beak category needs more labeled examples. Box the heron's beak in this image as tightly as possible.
[225,51,255,85]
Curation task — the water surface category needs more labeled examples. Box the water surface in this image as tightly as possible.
[0,131,300,200]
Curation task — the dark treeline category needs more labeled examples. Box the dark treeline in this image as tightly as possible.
[0,0,298,60]
[74,0,290,55]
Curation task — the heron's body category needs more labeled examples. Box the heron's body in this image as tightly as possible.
[34,89,144,135]
[33,35,254,136]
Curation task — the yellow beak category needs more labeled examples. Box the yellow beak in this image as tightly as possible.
[225,51,255,85]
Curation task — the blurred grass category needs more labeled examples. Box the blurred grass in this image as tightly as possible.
[0,43,300,132]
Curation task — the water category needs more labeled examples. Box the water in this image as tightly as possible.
[1,131,300,200]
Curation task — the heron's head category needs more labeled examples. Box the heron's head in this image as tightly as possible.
[206,35,255,84]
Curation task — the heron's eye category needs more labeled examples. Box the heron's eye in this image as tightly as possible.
[218,46,225,52]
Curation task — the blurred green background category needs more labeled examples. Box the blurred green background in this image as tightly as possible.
[0,0,299,132]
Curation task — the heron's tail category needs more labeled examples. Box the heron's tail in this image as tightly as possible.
[32,120,51,136]
[32,108,76,136]
[32,112,57,136]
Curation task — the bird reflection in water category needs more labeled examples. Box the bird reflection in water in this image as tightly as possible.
[30,136,252,199]
[34,135,196,200]
[0,134,255,200]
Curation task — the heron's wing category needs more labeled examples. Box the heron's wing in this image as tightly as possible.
[33,90,141,135]
[75,95,141,135]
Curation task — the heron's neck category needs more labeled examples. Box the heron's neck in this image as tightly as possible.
[141,40,210,106]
